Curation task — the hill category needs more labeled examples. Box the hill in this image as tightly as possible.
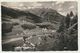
[1,6,42,23]
[27,8,65,23]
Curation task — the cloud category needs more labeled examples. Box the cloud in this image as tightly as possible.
[69,6,74,9]
[31,2,42,7]
[19,4,24,7]
[57,8,63,11]
[55,1,65,5]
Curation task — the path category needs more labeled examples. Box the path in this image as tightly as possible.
[2,37,23,44]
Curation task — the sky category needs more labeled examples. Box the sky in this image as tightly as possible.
[1,1,77,16]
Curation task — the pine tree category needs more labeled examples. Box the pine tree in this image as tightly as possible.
[69,11,74,26]
[70,11,74,17]
[73,14,78,24]
[72,14,78,30]
[65,13,70,28]
[57,17,65,32]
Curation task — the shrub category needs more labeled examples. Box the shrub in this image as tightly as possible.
[12,22,19,26]
[21,23,36,30]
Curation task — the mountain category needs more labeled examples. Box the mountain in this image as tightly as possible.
[1,6,28,18]
[1,6,42,23]
[27,8,65,23]
[2,6,65,23]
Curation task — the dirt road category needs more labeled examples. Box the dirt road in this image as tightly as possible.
[2,37,23,44]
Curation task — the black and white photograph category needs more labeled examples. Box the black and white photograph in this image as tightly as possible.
[1,1,78,51]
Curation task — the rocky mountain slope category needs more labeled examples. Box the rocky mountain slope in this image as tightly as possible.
[27,8,65,23]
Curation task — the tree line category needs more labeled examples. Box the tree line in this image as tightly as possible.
[56,11,78,50]
[58,11,78,33]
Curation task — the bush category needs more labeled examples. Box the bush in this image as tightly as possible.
[36,22,56,29]
[21,23,36,30]
[12,22,19,26]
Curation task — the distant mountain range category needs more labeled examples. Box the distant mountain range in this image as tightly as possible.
[1,6,42,23]
[2,5,65,23]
